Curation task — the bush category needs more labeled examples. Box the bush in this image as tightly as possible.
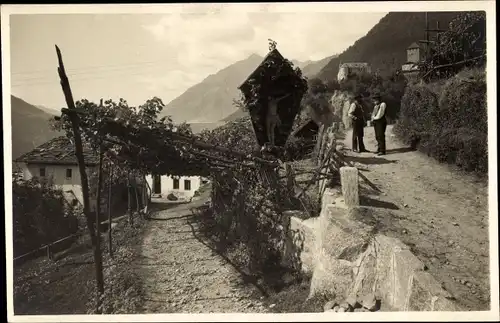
[12,177,79,257]
[437,68,487,132]
[393,84,440,144]
[284,137,315,161]
[394,68,487,175]
[206,167,293,277]
[419,127,487,174]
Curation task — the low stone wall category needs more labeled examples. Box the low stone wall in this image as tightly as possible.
[282,167,461,312]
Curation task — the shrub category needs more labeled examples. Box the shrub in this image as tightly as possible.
[206,167,293,277]
[394,68,487,175]
[419,127,487,174]
[437,68,487,133]
[12,177,79,257]
[393,84,440,144]
[284,137,315,161]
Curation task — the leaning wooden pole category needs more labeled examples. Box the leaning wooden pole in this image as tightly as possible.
[55,45,104,312]
[108,166,113,258]
[94,144,105,310]
[127,172,133,225]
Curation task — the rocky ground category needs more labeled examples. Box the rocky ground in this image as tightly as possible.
[134,194,270,313]
[343,125,490,311]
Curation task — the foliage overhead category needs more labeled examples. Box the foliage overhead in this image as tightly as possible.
[51,96,278,178]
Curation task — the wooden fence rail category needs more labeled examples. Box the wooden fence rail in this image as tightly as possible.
[13,232,81,264]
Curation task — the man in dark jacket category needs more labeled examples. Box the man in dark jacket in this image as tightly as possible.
[370,93,387,155]
[348,94,368,153]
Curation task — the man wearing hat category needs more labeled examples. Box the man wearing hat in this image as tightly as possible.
[348,93,368,153]
[371,93,387,155]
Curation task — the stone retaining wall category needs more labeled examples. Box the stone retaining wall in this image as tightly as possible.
[282,168,461,312]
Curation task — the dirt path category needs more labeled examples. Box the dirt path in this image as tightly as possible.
[342,125,490,310]
[134,195,269,313]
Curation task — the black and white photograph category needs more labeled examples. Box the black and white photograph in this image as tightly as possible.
[2,2,498,322]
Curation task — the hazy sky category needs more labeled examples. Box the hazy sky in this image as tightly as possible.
[9,5,386,112]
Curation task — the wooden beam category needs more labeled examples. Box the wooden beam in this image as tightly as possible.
[55,45,105,308]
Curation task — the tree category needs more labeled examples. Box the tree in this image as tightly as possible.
[420,11,486,81]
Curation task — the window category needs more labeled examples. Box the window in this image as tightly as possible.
[184,179,191,191]
[173,178,180,190]
[39,167,46,177]
[66,168,72,179]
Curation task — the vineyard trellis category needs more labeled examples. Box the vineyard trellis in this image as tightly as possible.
[53,43,345,312]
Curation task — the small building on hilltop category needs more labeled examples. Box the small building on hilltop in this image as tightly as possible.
[402,42,423,80]
[337,62,371,82]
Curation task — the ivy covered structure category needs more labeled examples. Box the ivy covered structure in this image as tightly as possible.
[238,48,308,149]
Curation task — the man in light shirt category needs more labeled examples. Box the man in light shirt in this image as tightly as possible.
[348,94,368,153]
[371,93,387,155]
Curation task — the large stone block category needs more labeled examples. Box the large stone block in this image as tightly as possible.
[309,258,354,300]
[350,243,378,298]
[321,210,375,262]
[284,216,317,274]
[407,271,459,311]
[392,249,426,310]
[371,235,409,308]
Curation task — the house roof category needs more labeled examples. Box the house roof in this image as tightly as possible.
[291,118,320,137]
[407,42,421,50]
[238,48,287,90]
[15,136,99,166]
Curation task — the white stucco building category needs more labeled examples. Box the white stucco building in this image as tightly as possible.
[15,136,99,209]
[337,62,371,82]
[145,174,206,200]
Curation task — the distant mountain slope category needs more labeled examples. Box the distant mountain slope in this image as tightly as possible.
[221,109,247,123]
[316,12,463,81]
[301,54,338,78]
[161,54,264,124]
[35,105,59,116]
[10,95,62,159]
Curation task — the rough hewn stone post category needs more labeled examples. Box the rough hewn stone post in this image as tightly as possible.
[340,166,359,207]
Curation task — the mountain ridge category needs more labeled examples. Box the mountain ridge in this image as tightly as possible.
[316,12,463,81]
[11,95,62,160]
